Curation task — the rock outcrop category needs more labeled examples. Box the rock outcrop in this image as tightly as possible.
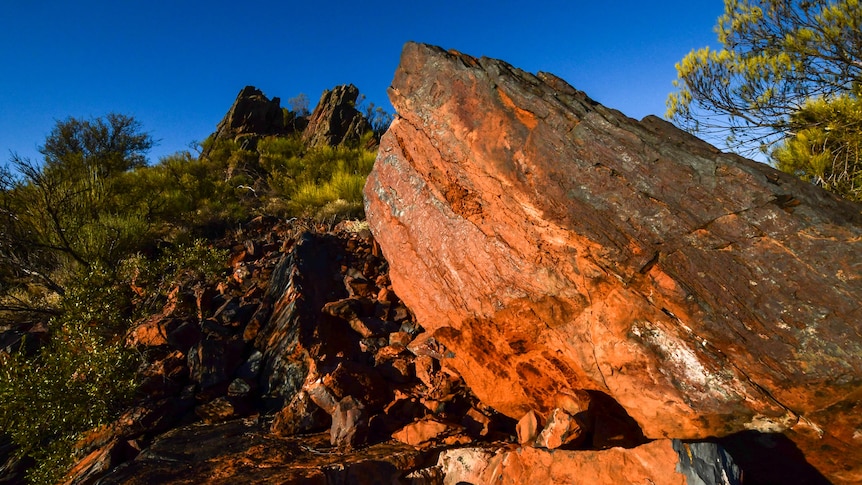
[61,219,516,483]
[208,86,300,151]
[302,84,372,148]
[365,42,862,483]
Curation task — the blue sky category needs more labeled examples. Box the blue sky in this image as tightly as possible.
[0,1,724,165]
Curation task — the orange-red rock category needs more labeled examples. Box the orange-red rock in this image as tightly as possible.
[364,42,862,482]
[535,408,583,449]
[392,418,455,448]
[516,411,539,445]
[437,439,740,485]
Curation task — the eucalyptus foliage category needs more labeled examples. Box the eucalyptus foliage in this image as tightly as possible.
[667,0,862,154]
[773,89,862,200]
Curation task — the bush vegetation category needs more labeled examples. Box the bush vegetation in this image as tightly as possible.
[667,0,862,201]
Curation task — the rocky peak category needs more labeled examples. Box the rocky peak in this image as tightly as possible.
[301,84,372,148]
[364,42,862,484]
[210,86,295,146]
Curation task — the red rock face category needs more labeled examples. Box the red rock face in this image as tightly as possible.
[365,42,862,483]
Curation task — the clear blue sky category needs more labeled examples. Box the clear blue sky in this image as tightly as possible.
[0,1,724,165]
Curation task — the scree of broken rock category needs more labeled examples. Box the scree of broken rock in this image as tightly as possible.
[364,42,862,484]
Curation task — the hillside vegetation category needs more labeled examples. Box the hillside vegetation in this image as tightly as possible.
[0,89,385,483]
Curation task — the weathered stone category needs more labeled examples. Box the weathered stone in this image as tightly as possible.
[254,233,347,406]
[227,378,252,398]
[322,361,391,411]
[534,408,584,449]
[403,466,443,484]
[331,396,368,449]
[375,354,414,384]
[380,397,427,435]
[95,422,438,485]
[516,411,539,445]
[322,298,364,322]
[388,331,413,347]
[364,42,862,482]
[673,440,742,485]
[125,317,169,348]
[462,408,492,438]
[0,434,33,485]
[165,320,201,353]
[302,84,372,148]
[437,439,741,485]
[413,355,437,390]
[391,418,451,447]
[207,86,295,150]
[344,274,378,298]
[195,397,236,425]
[187,338,244,394]
[60,439,138,485]
[137,350,188,396]
[235,350,263,381]
[271,390,330,437]
[306,379,339,414]
[348,316,396,339]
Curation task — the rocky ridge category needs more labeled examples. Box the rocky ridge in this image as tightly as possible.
[302,84,373,148]
[205,83,373,155]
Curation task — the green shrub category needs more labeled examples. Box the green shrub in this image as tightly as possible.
[0,263,140,484]
[0,239,226,484]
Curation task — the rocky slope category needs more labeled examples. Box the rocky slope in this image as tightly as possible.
[57,218,744,485]
[365,42,862,484]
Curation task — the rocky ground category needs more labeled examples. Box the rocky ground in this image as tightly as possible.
[0,216,833,484]
[3,41,858,484]
[33,216,820,484]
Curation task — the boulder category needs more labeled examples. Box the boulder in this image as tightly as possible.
[254,232,348,408]
[330,396,368,449]
[516,411,539,445]
[95,422,439,485]
[302,84,372,147]
[534,408,584,449]
[271,390,330,437]
[391,417,451,447]
[364,42,862,483]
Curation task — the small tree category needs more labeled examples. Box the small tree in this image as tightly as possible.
[1,114,154,317]
[356,94,394,138]
[667,0,862,155]
[287,93,311,117]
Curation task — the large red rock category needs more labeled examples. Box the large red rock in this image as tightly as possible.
[364,42,862,483]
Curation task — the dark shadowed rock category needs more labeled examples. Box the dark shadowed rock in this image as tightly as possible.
[209,86,295,147]
[302,84,372,147]
[271,390,330,437]
[0,434,32,485]
[364,42,862,483]
[330,396,368,449]
[95,420,437,485]
[254,232,348,409]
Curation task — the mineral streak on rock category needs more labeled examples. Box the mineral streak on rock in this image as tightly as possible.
[365,42,862,482]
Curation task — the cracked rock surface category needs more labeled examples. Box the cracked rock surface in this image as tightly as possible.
[364,42,862,483]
